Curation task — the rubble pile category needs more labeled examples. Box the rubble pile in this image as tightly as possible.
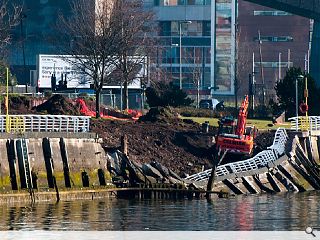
[33,94,81,115]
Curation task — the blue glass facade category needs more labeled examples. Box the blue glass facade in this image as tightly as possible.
[154,0,236,96]
[9,0,74,84]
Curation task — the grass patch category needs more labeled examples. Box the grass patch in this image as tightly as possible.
[181,117,291,130]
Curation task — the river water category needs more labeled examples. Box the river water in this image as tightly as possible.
[0,191,319,231]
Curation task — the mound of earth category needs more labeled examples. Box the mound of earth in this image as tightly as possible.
[91,117,276,177]
[91,119,213,177]
[34,94,80,115]
[139,107,180,123]
[7,95,32,114]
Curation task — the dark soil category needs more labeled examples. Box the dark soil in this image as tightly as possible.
[7,96,276,177]
[33,94,80,115]
[91,118,215,177]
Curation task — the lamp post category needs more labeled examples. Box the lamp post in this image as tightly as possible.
[20,13,27,93]
[171,43,178,82]
[179,20,192,89]
[296,74,304,119]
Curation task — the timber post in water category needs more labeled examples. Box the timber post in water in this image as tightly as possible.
[206,150,228,199]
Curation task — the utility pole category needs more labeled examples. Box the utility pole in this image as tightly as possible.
[20,13,27,93]
[258,30,265,105]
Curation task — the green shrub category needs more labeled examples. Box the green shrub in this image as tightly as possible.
[176,106,237,118]
[146,82,193,107]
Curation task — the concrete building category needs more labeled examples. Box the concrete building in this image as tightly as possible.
[150,0,237,101]
[237,0,311,104]
[9,0,74,86]
[8,0,311,105]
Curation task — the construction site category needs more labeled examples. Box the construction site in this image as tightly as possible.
[0,93,317,203]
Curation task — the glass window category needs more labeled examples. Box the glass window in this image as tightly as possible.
[157,0,185,6]
[187,0,205,5]
[159,21,171,36]
[253,36,294,42]
[253,10,292,16]
[171,21,203,36]
[254,62,292,68]
[215,0,233,93]
[203,21,210,36]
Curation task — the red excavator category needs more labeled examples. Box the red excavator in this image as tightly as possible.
[215,95,256,156]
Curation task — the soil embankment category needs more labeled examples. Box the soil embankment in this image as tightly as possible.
[8,95,274,176]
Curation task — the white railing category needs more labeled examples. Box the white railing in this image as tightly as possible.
[289,116,320,131]
[267,127,288,158]
[185,128,288,182]
[0,115,91,133]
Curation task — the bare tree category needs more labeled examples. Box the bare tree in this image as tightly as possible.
[236,27,251,108]
[190,50,203,108]
[0,1,22,57]
[57,0,154,115]
[113,0,155,110]
[57,0,124,118]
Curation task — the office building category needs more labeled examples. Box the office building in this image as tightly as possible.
[151,0,237,100]
[237,0,311,103]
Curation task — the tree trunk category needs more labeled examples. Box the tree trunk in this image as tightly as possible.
[95,89,101,118]
[123,80,129,110]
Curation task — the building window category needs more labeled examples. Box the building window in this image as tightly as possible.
[253,36,293,42]
[154,0,210,6]
[253,10,292,16]
[254,62,292,68]
[171,21,203,36]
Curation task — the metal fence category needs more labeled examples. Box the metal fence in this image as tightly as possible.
[289,116,320,131]
[32,92,144,111]
[185,128,288,182]
[0,115,91,133]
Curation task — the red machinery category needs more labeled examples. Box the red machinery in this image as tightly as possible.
[75,98,142,120]
[215,95,255,156]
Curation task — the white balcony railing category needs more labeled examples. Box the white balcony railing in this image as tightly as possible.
[0,115,90,133]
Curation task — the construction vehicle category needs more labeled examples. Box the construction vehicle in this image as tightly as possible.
[215,95,256,157]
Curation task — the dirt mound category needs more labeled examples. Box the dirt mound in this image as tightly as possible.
[91,119,212,176]
[91,118,277,177]
[254,130,275,150]
[34,94,80,115]
[7,96,32,114]
[139,107,180,123]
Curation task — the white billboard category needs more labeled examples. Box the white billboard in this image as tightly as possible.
[37,54,146,89]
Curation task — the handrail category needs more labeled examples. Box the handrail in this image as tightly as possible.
[289,116,320,131]
[185,128,288,182]
[0,115,90,133]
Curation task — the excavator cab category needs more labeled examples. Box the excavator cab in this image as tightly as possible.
[218,116,236,134]
[215,95,255,157]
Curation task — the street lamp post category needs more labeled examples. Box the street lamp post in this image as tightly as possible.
[179,21,192,89]
[296,74,304,119]
[295,77,298,119]
[20,13,27,93]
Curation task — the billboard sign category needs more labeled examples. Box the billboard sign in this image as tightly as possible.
[37,54,146,89]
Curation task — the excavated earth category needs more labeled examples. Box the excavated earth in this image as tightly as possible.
[7,95,275,176]
[91,108,275,176]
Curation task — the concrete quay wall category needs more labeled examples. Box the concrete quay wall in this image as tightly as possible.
[0,137,110,194]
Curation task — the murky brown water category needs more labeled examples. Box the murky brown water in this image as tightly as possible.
[0,191,319,231]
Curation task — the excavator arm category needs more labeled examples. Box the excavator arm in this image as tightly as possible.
[235,95,249,136]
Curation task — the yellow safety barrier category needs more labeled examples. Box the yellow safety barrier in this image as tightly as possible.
[6,116,25,134]
[299,116,310,131]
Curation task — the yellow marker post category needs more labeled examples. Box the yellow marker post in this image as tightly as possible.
[304,75,309,131]
[5,67,9,133]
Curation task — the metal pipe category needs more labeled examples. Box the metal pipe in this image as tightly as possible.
[179,22,182,89]
[295,77,298,119]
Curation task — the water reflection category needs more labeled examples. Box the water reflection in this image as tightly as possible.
[0,191,319,231]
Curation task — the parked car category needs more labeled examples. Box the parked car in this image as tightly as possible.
[199,99,222,110]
